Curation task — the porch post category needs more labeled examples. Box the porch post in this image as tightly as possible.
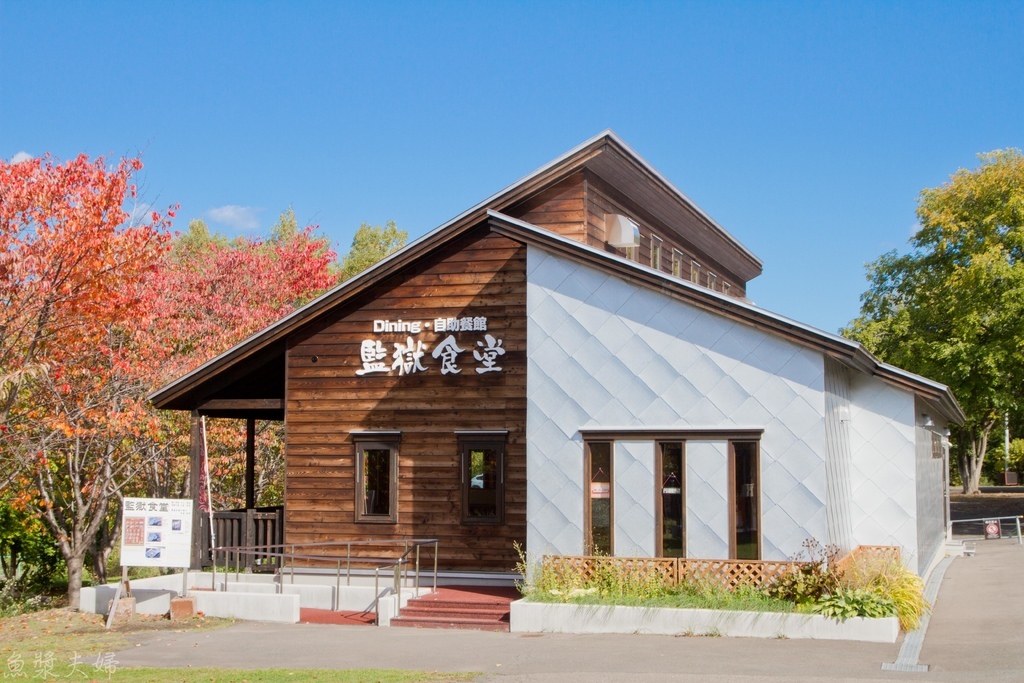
[245,418,256,510]
[189,409,204,569]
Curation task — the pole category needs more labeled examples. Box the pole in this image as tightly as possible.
[1005,412,1011,476]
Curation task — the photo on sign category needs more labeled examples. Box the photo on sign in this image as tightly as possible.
[147,517,162,527]
[147,532,162,543]
[123,517,145,546]
[145,547,162,559]
[172,519,182,531]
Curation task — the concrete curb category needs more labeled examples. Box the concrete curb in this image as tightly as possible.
[510,599,900,642]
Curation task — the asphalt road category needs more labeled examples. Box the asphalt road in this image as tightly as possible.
[113,538,1024,682]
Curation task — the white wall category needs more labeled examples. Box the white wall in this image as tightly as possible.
[686,441,730,558]
[613,441,656,556]
[915,398,949,577]
[526,247,828,561]
[848,373,919,571]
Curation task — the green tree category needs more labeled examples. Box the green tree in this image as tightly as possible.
[339,220,407,280]
[844,149,1024,494]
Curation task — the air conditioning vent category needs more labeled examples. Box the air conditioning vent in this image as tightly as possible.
[606,214,640,248]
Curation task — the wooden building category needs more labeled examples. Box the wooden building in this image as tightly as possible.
[151,131,964,578]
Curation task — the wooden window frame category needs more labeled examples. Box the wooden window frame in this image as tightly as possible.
[650,234,663,271]
[459,433,506,525]
[722,281,731,296]
[354,435,399,524]
[655,441,686,558]
[690,260,701,285]
[708,272,718,291]
[728,440,761,560]
[584,441,614,555]
[672,249,683,278]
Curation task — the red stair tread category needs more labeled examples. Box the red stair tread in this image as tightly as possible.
[299,608,376,625]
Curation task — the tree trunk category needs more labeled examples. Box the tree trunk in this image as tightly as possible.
[958,421,995,494]
[66,554,84,610]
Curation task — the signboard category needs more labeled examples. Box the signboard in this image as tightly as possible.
[984,519,1001,540]
[355,316,506,377]
[120,498,193,568]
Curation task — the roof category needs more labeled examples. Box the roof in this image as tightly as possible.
[150,132,964,424]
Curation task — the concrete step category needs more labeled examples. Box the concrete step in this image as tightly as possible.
[390,615,510,632]
[398,604,510,621]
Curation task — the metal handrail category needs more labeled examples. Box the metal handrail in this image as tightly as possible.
[207,538,440,622]
[951,515,1023,544]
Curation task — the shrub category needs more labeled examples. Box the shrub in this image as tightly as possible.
[811,588,895,620]
[765,539,843,605]
[839,550,928,631]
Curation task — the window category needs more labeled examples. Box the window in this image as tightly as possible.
[585,442,613,555]
[657,442,685,558]
[708,272,718,291]
[355,435,399,523]
[460,434,506,524]
[730,441,760,559]
[722,282,731,296]
[650,235,663,271]
[672,250,683,277]
[690,260,701,285]
[626,245,638,262]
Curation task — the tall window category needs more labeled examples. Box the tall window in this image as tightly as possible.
[722,282,731,296]
[690,260,701,285]
[708,272,718,291]
[355,437,399,523]
[731,441,760,559]
[460,434,505,524]
[650,235,663,271]
[672,250,683,277]
[585,442,613,555]
[657,442,685,558]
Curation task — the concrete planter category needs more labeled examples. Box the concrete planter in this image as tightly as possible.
[510,599,900,643]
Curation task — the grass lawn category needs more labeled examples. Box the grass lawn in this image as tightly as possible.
[1,609,476,682]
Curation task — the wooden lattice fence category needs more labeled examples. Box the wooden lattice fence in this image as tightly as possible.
[835,545,902,575]
[542,556,809,590]
[678,559,807,589]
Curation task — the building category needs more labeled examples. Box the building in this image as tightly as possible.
[150,131,963,579]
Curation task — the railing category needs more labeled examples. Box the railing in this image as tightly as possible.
[209,538,439,623]
[202,506,284,572]
[951,515,1024,544]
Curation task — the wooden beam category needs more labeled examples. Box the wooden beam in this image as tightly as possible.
[245,418,256,510]
[198,399,283,412]
[189,411,203,570]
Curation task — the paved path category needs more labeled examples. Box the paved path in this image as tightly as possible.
[114,539,1024,681]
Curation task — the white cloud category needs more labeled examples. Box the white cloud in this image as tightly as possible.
[207,205,262,231]
[11,151,33,163]
[129,201,153,224]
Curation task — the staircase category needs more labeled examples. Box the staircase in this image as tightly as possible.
[390,585,519,632]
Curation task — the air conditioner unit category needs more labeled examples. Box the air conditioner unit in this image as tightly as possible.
[605,214,640,248]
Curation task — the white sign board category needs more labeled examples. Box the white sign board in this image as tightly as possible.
[120,498,193,568]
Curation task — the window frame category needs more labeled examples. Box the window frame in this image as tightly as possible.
[672,249,683,278]
[353,434,400,524]
[690,260,701,285]
[728,440,761,560]
[708,272,718,291]
[655,441,686,558]
[458,433,507,525]
[584,441,614,556]
[650,234,663,271]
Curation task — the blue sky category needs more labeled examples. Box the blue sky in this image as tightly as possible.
[2,1,1021,334]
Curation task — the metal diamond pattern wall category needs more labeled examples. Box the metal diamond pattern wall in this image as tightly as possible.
[686,441,730,558]
[614,441,656,556]
[526,247,829,560]
[848,374,918,570]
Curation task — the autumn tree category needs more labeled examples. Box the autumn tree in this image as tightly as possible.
[339,220,407,280]
[0,154,173,606]
[844,149,1024,494]
[146,210,338,510]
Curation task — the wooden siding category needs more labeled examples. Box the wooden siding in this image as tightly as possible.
[285,230,527,572]
[510,172,588,244]
[584,172,747,298]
